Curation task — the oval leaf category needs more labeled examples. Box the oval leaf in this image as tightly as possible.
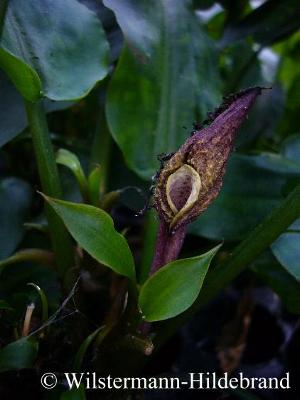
[139,245,221,322]
[0,70,29,145]
[271,219,300,282]
[269,136,300,281]
[105,0,220,179]
[281,134,300,165]
[252,252,300,314]
[0,70,74,147]
[44,197,135,280]
[0,337,38,372]
[0,178,32,260]
[190,153,300,241]
[1,0,109,101]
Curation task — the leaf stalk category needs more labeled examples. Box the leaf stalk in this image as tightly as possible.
[25,100,74,283]
[154,182,300,347]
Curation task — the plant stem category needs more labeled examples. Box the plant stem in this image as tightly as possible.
[150,218,186,274]
[90,109,112,195]
[25,100,74,282]
[154,182,300,347]
[139,209,159,283]
[139,218,185,335]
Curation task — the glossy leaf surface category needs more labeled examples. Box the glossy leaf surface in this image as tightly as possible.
[0,0,109,100]
[0,338,38,372]
[105,0,220,179]
[45,197,136,280]
[139,245,220,322]
[0,178,32,260]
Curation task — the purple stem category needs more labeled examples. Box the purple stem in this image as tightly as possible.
[150,218,186,275]
[140,220,186,335]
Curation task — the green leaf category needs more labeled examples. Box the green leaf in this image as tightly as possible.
[0,263,60,318]
[0,178,32,260]
[190,152,300,241]
[0,300,12,310]
[56,149,89,199]
[0,71,74,147]
[221,0,300,47]
[281,134,300,165]
[44,197,136,280]
[0,70,27,146]
[61,385,86,400]
[139,245,221,322]
[0,337,38,372]
[0,47,42,101]
[105,0,220,179]
[73,326,104,371]
[276,33,300,134]
[88,166,102,206]
[221,42,263,93]
[270,136,300,280]
[276,32,300,92]
[252,252,300,314]
[271,229,300,281]
[27,283,49,323]
[1,0,109,101]
[280,78,300,136]
[238,88,285,148]
[0,249,53,274]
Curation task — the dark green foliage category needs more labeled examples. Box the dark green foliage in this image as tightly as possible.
[0,0,300,396]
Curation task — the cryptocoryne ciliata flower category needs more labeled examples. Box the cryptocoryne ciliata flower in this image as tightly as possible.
[154,87,263,233]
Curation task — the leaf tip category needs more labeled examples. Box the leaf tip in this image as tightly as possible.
[37,191,49,201]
